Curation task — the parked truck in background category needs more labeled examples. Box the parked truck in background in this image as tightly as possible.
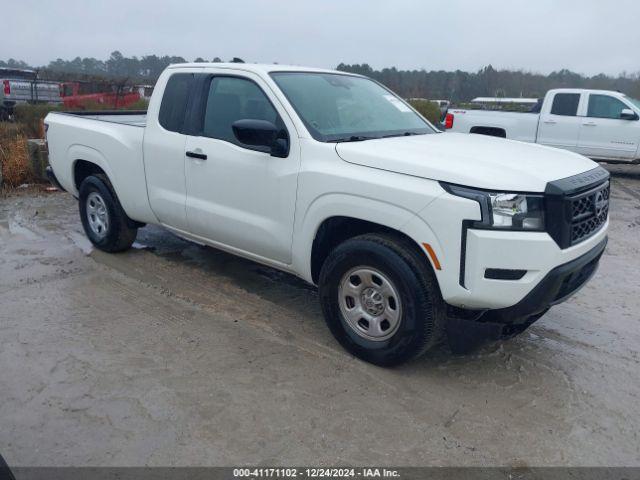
[45,64,609,366]
[445,88,640,163]
[0,67,61,120]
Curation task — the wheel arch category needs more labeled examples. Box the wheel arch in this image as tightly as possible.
[309,216,439,284]
[66,144,155,225]
[67,144,115,196]
[74,159,109,192]
[469,126,507,138]
[294,194,444,285]
[300,192,444,276]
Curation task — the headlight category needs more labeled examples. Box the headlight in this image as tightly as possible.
[488,193,544,230]
[442,183,545,231]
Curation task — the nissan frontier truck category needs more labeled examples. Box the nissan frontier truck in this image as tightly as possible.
[45,64,610,365]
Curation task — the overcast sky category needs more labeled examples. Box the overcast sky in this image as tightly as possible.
[4,0,639,76]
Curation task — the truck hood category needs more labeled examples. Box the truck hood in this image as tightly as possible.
[335,132,598,192]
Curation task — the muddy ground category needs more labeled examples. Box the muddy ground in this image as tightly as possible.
[0,165,639,467]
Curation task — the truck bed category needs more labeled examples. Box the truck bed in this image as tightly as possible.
[55,110,147,127]
[447,109,540,143]
[45,109,157,225]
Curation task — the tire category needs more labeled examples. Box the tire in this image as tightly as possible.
[78,174,137,252]
[0,452,16,480]
[318,233,445,366]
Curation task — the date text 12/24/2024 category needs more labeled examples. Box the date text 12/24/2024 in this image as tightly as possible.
[233,468,400,478]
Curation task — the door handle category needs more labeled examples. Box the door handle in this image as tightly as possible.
[582,122,597,127]
[186,151,207,160]
[543,120,556,125]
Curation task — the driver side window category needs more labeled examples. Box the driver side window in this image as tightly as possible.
[587,95,628,119]
[202,76,281,147]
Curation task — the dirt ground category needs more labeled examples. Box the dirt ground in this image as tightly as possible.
[0,164,639,467]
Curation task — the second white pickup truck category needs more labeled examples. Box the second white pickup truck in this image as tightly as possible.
[45,64,610,366]
[445,88,640,163]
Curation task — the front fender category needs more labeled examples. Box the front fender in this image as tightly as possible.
[292,192,444,284]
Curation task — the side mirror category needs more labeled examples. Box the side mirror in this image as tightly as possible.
[620,108,638,120]
[232,119,289,157]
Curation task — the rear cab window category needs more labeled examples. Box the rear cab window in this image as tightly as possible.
[550,93,580,116]
[159,73,195,133]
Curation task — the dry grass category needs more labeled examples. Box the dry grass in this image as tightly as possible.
[0,123,34,188]
[407,99,444,124]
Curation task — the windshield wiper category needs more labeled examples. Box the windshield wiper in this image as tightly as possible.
[333,135,378,143]
[333,132,424,143]
[381,131,424,139]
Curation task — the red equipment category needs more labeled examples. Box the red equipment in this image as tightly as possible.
[60,82,141,109]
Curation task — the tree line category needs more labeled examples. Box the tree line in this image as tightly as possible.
[337,64,640,102]
[2,53,640,102]
[0,52,241,85]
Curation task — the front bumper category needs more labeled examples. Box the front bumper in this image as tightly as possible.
[483,236,606,322]
[457,221,608,309]
[446,237,607,353]
[423,166,611,311]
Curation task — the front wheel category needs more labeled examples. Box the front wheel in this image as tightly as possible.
[78,174,137,252]
[318,234,445,366]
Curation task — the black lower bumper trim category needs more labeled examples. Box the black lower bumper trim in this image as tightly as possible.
[446,237,607,353]
[45,166,66,192]
[485,237,607,323]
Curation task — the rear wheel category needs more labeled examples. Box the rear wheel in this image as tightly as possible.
[78,174,137,252]
[319,233,445,366]
[0,107,11,122]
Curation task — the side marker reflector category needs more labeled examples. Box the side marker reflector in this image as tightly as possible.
[422,243,442,271]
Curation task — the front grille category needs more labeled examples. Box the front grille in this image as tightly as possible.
[568,182,609,245]
[544,166,611,249]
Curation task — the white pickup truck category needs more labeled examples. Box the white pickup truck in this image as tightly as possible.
[45,64,610,366]
[445,88,640,163]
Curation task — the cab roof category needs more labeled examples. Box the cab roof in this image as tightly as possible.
[166,62,351,75]
[547,88,627,97]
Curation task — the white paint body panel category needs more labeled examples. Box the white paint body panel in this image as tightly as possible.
[335,132,595,192]
[447,109,540,143]
[45,113,158,224]
[45,64,608,311]
[183,69,301,264]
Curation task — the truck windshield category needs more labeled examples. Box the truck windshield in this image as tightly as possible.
[270,72,434,142]
[624,95,640,110]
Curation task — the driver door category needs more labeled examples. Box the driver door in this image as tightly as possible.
[184,73,300,264]
[576,94,639,160]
